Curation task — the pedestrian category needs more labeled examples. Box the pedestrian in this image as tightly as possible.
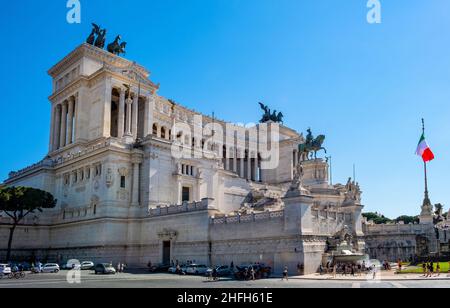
[282,266,289,281]
[332,264,337,279]
[422,263,427,277]
[429,262,434,277]
[230,261,234,271]
[117,262,121,273]
[297,263,301,275]
[397,259,402,273]
[436,263,441,277]
[319,264,324,276]
[250,266,255,280]
[372,265,377,280]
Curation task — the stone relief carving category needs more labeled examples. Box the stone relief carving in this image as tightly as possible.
[105,168,114,188]
[118,167,129,177]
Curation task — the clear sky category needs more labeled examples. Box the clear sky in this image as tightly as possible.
[0,0,449,218]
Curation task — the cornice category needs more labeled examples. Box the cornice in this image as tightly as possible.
[48,43,150,79]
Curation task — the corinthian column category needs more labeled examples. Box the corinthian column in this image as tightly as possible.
[125,95,133,136]
[67,97,75,145]
[132,93,139,139]
[118,88,125,138]
[59,101,68,148]
[53,105,61,151]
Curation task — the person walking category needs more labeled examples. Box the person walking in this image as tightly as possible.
[250,266,255,281]
[282,266,289,281]
[422,263,427,277]
[436,263,441,277]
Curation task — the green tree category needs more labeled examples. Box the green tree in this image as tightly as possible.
[0,187,56,261]
[362,212,392,224]
[395,215,419,224]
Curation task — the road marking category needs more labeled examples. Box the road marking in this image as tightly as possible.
[390,282,407,288]
[352,282,361,288]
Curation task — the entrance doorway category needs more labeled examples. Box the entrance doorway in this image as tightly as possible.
[163,241,171,265]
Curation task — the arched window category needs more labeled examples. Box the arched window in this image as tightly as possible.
[161,127,166,139]
[152,124,158,136]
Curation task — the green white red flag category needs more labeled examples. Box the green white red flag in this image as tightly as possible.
[416,134,435,162]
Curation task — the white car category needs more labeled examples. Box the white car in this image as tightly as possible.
[0,264,12,275]
[42,263,60,273]
[80,261,94,270]
[185,264,208,275]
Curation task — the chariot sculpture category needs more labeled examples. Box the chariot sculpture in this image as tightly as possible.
[86,23,126,56]
[258,102,284,123]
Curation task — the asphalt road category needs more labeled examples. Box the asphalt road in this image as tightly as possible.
[0,271,449,288]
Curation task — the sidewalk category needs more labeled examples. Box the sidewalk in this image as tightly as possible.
[290,272,450,281]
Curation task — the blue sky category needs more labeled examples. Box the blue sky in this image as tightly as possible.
[0,0,449,218]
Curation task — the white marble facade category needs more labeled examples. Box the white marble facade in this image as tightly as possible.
[0,44,366,274]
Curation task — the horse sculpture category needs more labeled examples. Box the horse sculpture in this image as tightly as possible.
[258,102,284,123]
[298,128,327,160]
[86,23,100,45]
[107,35,127,56]
[95,29,107,49]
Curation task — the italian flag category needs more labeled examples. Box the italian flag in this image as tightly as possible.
[416,134,435,162]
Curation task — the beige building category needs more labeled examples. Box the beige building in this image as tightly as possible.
[0,43,366,274]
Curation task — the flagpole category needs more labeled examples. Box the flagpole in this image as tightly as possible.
[422,118,431,206]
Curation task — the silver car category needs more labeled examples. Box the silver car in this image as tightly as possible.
[42,263,60,273]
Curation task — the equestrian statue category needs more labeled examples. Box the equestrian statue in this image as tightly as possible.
[298,128,327,160]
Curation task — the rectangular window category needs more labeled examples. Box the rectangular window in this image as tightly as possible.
[182,187,190,202]
[120,176,126,188]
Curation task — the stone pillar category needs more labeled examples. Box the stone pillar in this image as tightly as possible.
[294,150,298,166]
[52,105,61,151]
[132,93,139,139]
[177,177,182,205]
[67,97,75,145]
[143,96,150,137]
[225,148,230,171]
[125,95,133,136]
[247,152,252,181]
[102,79,112,138]
[239,150,245,178]
[233,148,238,173]
[254,154,259,182]
[118,88,125,138]
[131,151,143,206]
[59,101,68,148]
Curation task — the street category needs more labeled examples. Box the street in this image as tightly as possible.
[0,271,449,288]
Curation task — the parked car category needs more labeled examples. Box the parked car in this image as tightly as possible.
[0,264,12,276]
[149,264,171,273]
[80,261,95,270]
[168,264,187,274]
[64,260,81,270]
[206,265,232,277]
[41,263,60,273]
[185,264,208,275]
[94,263,116,275]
